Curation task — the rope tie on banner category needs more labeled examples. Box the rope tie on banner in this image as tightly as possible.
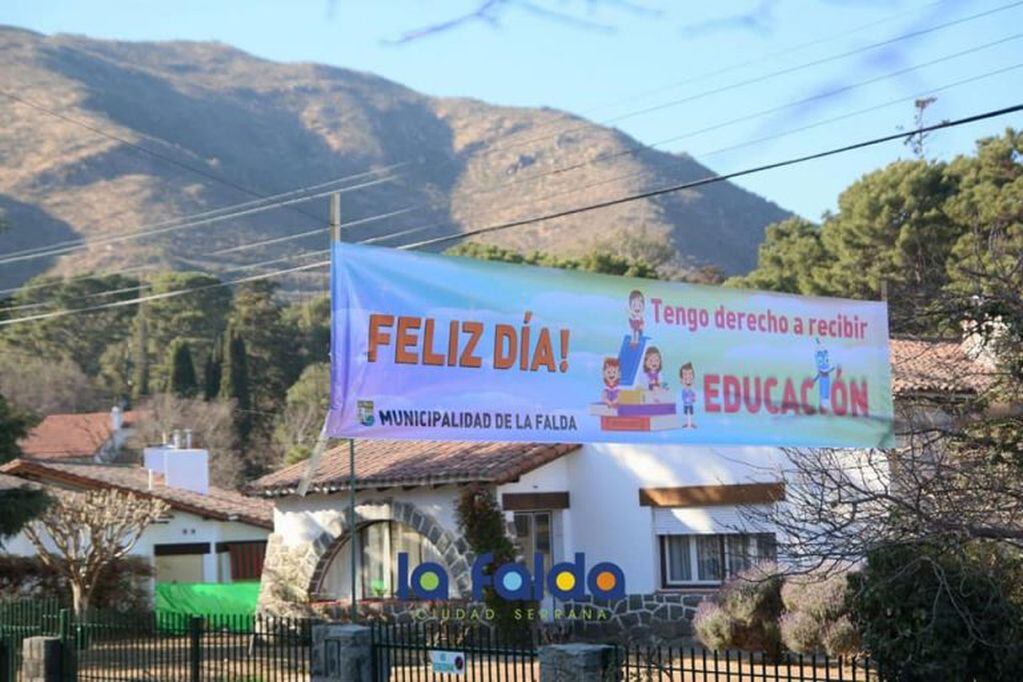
[296,420,331,497]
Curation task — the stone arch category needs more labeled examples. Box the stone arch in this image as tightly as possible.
[306,498,474,600]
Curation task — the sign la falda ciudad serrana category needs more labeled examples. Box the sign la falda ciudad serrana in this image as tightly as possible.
[320,238,893,614]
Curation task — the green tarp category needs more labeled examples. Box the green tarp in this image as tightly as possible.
[154,582,260,632]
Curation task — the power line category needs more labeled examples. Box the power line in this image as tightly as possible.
[0,174,400,266]
[115,31,1022,265]
[9,56,1018,307]
[335,59,1023,251]
[2,101,1019,328]
[491,0,1023,154]
[0,88,350,227]
[398,103,1023,249]
[1,162,408,261]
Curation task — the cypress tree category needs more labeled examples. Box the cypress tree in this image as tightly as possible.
[219,325,252,442]
[203,338,222,401]
[131,310,150,399]
[167,339,198,398]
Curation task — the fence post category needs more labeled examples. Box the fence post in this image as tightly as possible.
[20,637,62,682]
[189,616,203,682]
[539,643,616,682]
[311,623,373,682]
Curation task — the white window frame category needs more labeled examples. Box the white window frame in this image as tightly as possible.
[660,532,777,588]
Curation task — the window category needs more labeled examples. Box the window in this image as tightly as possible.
[513,511,552,571]
[660,533,776,587]
[319,521,443,600]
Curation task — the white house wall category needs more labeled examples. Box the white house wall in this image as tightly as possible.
[2,509,270,584]
[498,443,787,594]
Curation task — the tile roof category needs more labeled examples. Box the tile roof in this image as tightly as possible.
[19,411,145,460]
[248,440,580,498]
[0,459,272,529]
[889,338,994,396]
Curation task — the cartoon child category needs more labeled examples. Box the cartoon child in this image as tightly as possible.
[812,339,839,413]
[628,289,645,346]
[679,362,697,429]
[643,346,664,391]
[602,357,622,407]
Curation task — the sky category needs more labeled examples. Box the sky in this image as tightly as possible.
[2,0,1022,219]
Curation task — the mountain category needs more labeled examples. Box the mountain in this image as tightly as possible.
[0,26,791,293]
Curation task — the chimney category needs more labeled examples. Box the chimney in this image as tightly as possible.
[184,429,193,449]
[110,406,123,432]
[172,430,182,449]
[143,444,210,496]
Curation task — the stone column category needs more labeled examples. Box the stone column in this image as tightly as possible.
[539,643,616,682]
[311,623,377,682]
[21,636,63,682]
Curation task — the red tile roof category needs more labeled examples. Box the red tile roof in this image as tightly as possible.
[0,459,272,529]
[19,411,145,460]
[889,338,994,396]
[249,440,580,498]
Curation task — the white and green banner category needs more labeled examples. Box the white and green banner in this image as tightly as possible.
[327,242,894,448]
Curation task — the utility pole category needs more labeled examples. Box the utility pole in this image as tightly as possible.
[330,192,358,622]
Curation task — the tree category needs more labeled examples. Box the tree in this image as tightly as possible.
[203,337,222,401]
[726,218,828,294]
[228,281,300,429]
[448,242,661,278]
[455,485,533,638]
[24,489,168,615]
[166,339,198,398]
[733,130,1023,674]
[131,271,231,391]
[0,393,49,545]
[219,324,252,445]
[273,362,331,465]
[0,353,105,415]
[282,295,331,366]
[0,274,140,377]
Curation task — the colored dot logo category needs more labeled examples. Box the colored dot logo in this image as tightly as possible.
[500,572,524,591]
[554,571,576,592]
[595,570,617,592]
[418,570,440,592]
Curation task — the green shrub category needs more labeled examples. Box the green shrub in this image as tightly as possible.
[779,573,858,656]
[692,562,784,658]
[848,542,1023,682]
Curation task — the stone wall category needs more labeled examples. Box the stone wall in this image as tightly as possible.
[567,592,714,643]
[257,497,474,618]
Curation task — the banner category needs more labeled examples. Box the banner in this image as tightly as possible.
[327,242,894,448]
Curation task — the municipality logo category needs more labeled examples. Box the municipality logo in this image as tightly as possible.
[357,400,375,426]
[396,552,625,601]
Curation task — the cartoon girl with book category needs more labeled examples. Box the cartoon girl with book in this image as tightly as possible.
[602,357,622,406]
[643,346,664,390]
[628,289,645,346]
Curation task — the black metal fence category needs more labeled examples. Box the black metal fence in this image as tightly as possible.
[0,601,311,681]
[617,645,882,681]
[1,599,888,681]
[371,622,538,682]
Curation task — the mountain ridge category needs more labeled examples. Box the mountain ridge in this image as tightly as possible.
[0,27,791,292]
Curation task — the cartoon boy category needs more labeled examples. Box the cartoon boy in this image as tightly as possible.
[643,346,664,391]
[679,362,697,429]
[628,290,645,346]
[602,357,622,407]
[812,339,839,413]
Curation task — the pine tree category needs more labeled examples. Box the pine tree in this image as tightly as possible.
[167,339,198,398]
[219,325,252,442]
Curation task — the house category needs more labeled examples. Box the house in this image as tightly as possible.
[18,407,144,463]
[247,337,993,635]
[1,440,273,585]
